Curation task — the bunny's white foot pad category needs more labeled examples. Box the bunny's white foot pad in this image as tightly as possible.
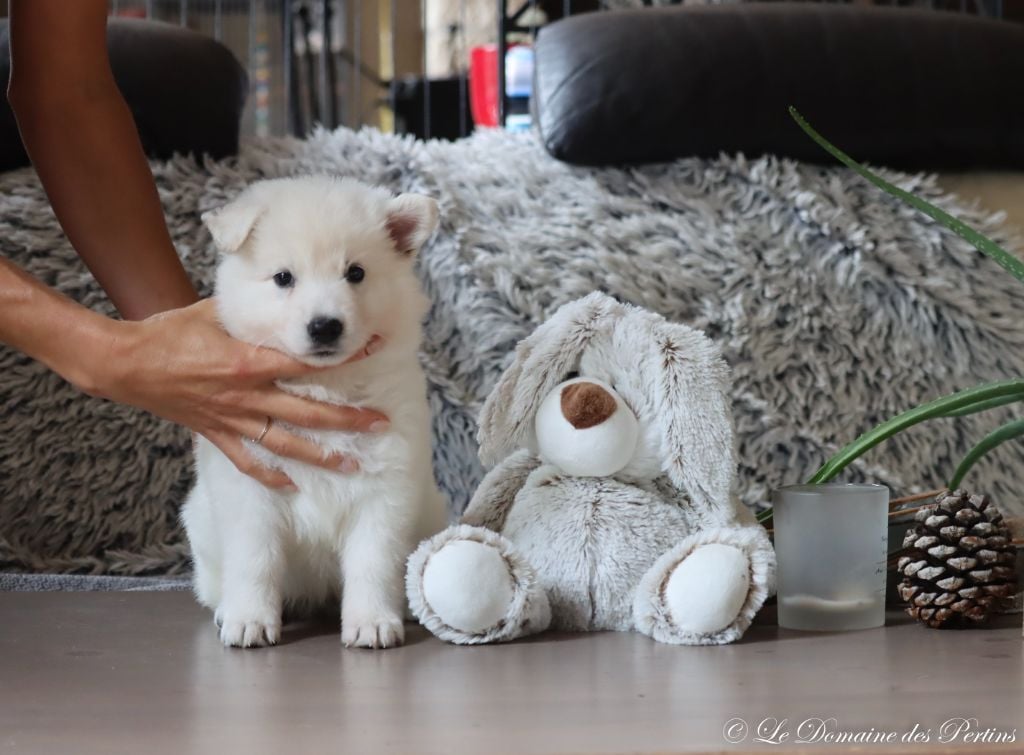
[421,540,516,634]
[634,526,775,645]
[406,524,552,644]
[663,544,749,634]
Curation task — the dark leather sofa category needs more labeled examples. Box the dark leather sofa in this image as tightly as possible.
[0,18,247,173]
[533,3,1024,170]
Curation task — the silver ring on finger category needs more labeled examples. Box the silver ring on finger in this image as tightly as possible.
[250,416,273,446]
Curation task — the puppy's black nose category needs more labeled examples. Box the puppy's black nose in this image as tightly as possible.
[307,316,344,346]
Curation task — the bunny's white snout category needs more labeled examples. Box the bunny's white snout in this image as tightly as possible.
[534,378,639,477]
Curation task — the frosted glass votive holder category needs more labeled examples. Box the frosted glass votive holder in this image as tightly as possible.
[773,483,889,631]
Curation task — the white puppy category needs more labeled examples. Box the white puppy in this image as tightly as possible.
[182,177,448,649]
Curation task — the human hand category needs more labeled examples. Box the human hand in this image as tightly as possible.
[80,299,388,488]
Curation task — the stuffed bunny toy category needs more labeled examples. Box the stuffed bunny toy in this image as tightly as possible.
[406,292,775,645]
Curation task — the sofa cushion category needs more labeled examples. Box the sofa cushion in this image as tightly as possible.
[0,18,247,172]
[533,4,1024,169]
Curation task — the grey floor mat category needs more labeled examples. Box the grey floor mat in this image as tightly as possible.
[0,573,190,592]
[3,128,1023,576]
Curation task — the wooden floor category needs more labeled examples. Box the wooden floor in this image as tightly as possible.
[0,592,1021,754]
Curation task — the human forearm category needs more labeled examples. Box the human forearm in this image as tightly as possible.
[0,257,117,393]
[10,88,198,319]
[1,257,389,487]
[8,0,197,319]
[2,4,394,491]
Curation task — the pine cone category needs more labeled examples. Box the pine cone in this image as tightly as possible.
[897,489,1018,629]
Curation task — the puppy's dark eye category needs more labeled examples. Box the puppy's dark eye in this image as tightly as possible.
[345,264,366,284]
[563,370,580,382]
[273,270,294,288]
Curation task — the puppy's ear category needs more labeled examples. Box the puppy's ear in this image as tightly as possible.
[648,319,736,518]
[202,188,266,253]
[386,194,439,256]
[477,292,623,466]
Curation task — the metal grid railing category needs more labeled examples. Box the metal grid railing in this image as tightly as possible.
[107,0,1010,140]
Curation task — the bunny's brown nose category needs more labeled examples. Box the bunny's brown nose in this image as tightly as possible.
[560,381,617,429]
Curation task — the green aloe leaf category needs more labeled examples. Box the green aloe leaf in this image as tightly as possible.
[949,418,1024,490]
[942,394,1024,418]
[789,106,1024,287]
[758,112,1024,526]
[808,380,1024,484]
[757,383,1024,524]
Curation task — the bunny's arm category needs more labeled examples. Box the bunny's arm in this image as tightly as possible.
[460,449,541,531]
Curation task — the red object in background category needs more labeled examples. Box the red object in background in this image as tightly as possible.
[469,45,500,128]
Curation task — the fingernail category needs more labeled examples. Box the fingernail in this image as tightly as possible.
[369,420,390,433]
[283,482,298,492]
[339,457,360,474]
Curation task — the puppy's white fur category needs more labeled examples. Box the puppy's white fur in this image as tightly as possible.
[182,177,448,649]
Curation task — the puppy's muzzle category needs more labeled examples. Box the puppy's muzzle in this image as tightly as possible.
[307,316,344,347]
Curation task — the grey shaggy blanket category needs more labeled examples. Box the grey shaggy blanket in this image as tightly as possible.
[2,128,1022,576]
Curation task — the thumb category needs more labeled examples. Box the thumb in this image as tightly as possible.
[194,297,319,380]
[243,343,322,380]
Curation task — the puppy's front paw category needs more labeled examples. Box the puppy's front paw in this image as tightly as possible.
[216,608,282,648]
[341,616,404,649]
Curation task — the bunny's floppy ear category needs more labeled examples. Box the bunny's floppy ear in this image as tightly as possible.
[477,292,623,466]
[649,320,737,517]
